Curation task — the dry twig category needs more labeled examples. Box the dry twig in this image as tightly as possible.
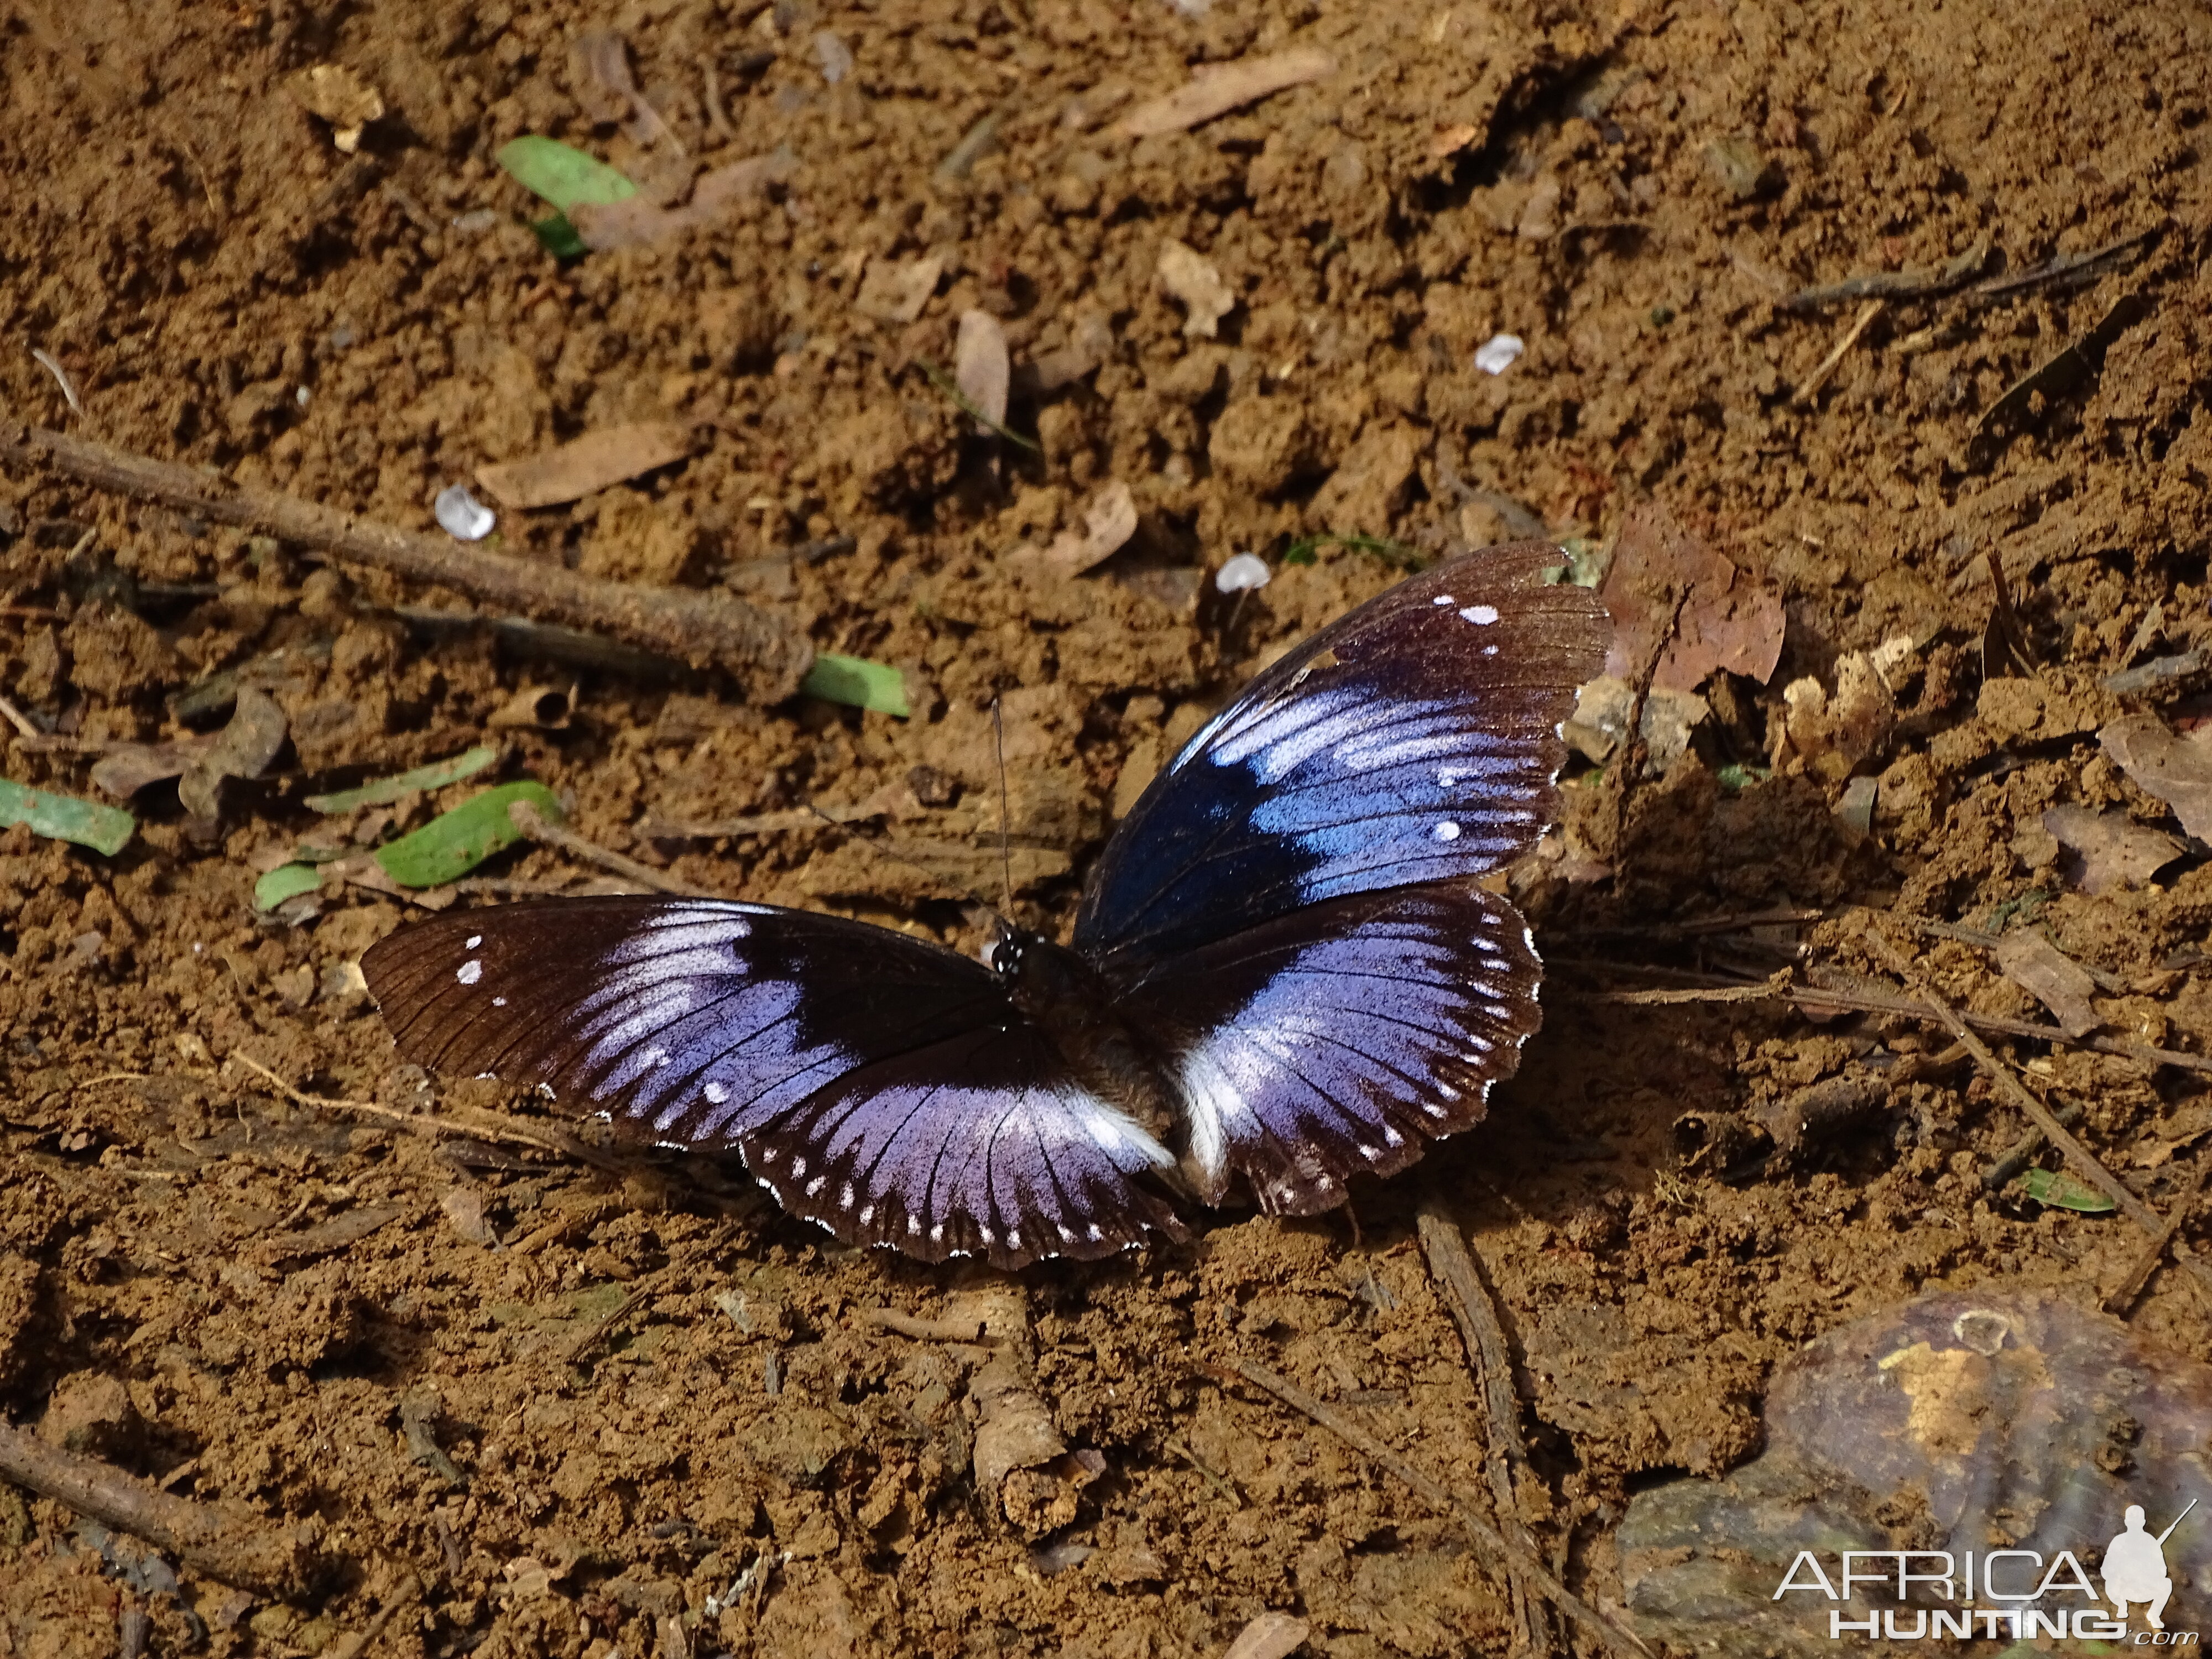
[0,424,812,701]
[1417,1204,1552,1659]
[1793,299,1885,405]
[2106,1159,2212,1316]
[1858,925,2212,1303]
[564,1287,653,1364]
[226,1050,587,1164]
[1226,1359,1650,1659]
[507,800,709,898]
[0,1419,316,1597]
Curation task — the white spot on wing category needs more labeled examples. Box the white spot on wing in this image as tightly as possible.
[465,934,482,949]
[705,1081,729,1104]
[1433,821,1461,842]
[456,959,483,985]
[1460,603,1500,625]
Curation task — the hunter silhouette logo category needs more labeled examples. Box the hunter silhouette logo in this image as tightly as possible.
[1772,1495,2201,1642]
[2107,1501,2196,1633]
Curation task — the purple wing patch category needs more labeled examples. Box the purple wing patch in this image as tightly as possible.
[1112,883,1543,1214]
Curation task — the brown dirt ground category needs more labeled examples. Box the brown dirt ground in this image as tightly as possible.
[4,0,2212,1654]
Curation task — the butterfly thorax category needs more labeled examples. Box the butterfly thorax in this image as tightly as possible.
[992,924,1181,1149]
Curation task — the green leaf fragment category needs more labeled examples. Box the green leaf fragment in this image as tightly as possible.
[0,779,135,856]
[373,781,565,888]
[1715,763,1772,792]
[304,745,500,813]
[801,653,910,718]
[495,137,638,213]
[1279,533,1427,571]
[254,863,325,911]
[494,137,638,257]
[2013,1167,2117,1213]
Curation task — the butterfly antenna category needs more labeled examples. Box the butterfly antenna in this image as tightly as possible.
[992,696,1015,916]
[801,800,1010,934]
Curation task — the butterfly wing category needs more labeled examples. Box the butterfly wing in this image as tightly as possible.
[1074,542,1608,972]
[1109,882,1542,1212]
[361,898,1181,1265]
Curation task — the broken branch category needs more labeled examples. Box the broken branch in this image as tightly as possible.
[0,424,812,702]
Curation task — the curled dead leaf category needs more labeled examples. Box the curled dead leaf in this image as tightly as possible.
[2043,803,2182,896]
[2100,714,2212,841]
[1991,930,2100,1039]
[855,254,945,324]
[1600,503,1786,692]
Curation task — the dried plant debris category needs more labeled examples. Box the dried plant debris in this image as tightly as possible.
[1980,552,2036,679]
[1565,677,1709,775]
[1770,638,1913,781]
[1115,46,1334,138]
[1157,240,1235,338]
[1991,930,2100,1037]
[289,64,384,153]
[477,424,695,510]
[953,310,1011,431]
[91,686,287,822]
[855,254,945,324]
[570,154,791,252]
[1032,481,1139,577]
[1599,503,1785,692]
[575,30,677,149]
[2100,714,2212,841]
[2043,803,2183,895]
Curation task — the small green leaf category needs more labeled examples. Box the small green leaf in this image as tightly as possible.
[373,781,564,888]
[2013,1167,2117,1213]
[1715,763,1772,792]
[254,863,325,910]
[305,745,500,813]
[495,137,637,257]
[801,654,910,718]
[1279,533,1426,572]
[0,779,135,856]
[495,137,638,214]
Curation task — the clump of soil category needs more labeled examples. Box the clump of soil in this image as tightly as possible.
[4,0,2211,1653]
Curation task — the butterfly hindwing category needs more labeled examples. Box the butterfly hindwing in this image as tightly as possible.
[360,898,1178,1265]
[1110,882,1543,1213]
[1074,543,1608,971]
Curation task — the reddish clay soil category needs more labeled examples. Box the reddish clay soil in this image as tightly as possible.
[3,0,2211,1654]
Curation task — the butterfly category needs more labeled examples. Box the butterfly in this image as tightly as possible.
[361,544,1609,1267]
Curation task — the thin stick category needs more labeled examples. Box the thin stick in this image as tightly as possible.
[862,1307,990,1344]
[1981,1100,2086,1190]
[700,58,735,141]
[564,1286,651,1364]
[1417,1204,1551,1659]
[507,800,709,898]
[637,806,874,841]
[1579,973,2212,1077]
[1793,299,1885,405]
[2106,1159,2212,1316]
[226,1050,583,1162]
[29,349,84,419]
[0,1418,314,1597]
[323,1574,423,1659]
[0,691,43,740]
[1226,1360,1651,1659]
[0,423,812,702]
[1858,925,2212,1301]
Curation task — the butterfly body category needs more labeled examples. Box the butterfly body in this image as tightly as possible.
[363,545,1609,1267]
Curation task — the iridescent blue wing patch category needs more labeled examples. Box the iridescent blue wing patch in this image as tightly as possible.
[1074,543,1608,972]
[361,898,1179,1266]
[1110,883,1543,1213]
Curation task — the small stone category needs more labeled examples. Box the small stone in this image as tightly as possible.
[434,484,495,542]
[1474,333,1525,375]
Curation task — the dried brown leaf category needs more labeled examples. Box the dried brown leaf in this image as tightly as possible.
[1115,46,1334,138]
[91,734,216,799]
[954,310,1011,429]
[1222,1613,1312,1659]
[2100,714,2212,841]
[1992,930,2100,1038]
[178,687,288,821]
[477,423,695,510]
[2043,803,2182,896]
[1157,240,1234,338]
[569,155,786,251]
[1600,503,1785,691]
[1041,481,1139,576]
[855,254,945,324]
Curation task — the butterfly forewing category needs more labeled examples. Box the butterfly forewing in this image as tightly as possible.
[1112,883,1543,1212]
[360,898,1179,1265]
[1074,543,1608,970]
